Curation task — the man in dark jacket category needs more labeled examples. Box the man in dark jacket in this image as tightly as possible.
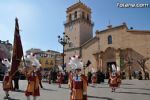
[13,70,20,91]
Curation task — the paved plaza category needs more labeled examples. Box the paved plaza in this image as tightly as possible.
[0,79,150,100]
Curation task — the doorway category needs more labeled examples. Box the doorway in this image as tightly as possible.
[107,62,116,72]
[105,62,116,79]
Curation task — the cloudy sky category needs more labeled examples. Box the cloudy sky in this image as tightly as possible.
[0,0,150,53]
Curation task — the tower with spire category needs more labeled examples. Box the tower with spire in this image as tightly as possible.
[64,1,94,63]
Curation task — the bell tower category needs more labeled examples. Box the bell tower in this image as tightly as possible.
[64,1,94,63]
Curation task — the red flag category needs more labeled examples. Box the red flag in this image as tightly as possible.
[10,18,23,76]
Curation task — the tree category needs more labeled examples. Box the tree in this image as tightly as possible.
[125,56,133,80]
[137,58,149,80]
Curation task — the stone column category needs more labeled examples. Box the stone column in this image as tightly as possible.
[116,50,120,68]
[96,54,99,71]
[99,51,104,72]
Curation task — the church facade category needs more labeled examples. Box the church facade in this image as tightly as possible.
[64,1,150,73]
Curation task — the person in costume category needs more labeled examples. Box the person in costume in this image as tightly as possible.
[57,71,63,88]
[108,64,118,92]
[48,70,52,84]
[2,59,13,99]
[91,68,97,87]
[68,71,73,88]
[13,70,20,91]
[68,55,88,100]
[36,67,43,88]
[24,53,41,100]
[57,66,63,88]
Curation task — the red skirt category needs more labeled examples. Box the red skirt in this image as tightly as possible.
[25,87,40,96]
[3,76,13,91]
[25,76,40,96]
[109,79,118,87]
[109,83,118,87]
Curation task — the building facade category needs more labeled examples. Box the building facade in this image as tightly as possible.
[26,49,63,70]
[64,1,150,74]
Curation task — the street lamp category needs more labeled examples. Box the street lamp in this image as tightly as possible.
[58,32,70,70]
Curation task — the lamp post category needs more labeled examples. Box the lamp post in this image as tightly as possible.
[58,32,70,70]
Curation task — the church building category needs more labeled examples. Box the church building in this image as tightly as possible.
[64,1,150,74]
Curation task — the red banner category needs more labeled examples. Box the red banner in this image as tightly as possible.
[10,18,23,76]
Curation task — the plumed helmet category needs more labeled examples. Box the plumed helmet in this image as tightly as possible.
[68,55,83,70]
[24,56,32,67]
[111,64,116,72]
[58,65,63,71]
[2,58,11,73]
[2,58,11,68]
[25,53,41,69]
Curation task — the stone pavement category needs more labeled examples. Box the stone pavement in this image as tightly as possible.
[0,79,150,100]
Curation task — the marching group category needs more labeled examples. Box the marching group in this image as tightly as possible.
[1,54,124,100]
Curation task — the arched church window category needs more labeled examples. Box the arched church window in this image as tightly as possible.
[69,14,72,21]
[87,14,89,21]
[108,35,112,44]
[74,11,77,19]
